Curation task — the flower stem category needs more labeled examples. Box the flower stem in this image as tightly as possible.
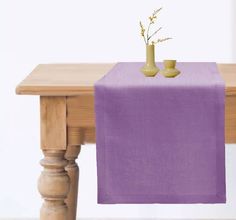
[147,27,162,41]
[146,23,151,44]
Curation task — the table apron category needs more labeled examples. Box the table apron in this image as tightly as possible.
[66,94,236,146]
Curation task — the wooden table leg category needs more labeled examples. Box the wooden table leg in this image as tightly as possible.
[65,145,81,220]
[38,150,70,220]
[39,96,69,220]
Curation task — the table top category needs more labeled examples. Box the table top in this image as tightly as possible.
[16,63,236,96]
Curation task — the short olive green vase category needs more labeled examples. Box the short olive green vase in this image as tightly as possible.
[160,60,180,78]
[141,44,159,77]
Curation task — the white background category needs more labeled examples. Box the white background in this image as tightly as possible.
[0,0,236,219]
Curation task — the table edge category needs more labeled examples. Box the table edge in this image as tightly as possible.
[16,63,236,96]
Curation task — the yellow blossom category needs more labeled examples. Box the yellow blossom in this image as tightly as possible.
[139,7,171,45]
[152,37,172,44]
[139,21,145,37]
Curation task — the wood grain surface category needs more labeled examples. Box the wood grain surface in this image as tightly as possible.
[16,63,236,96]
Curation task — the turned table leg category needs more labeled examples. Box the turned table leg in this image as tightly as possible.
[39,96,68,220]
[38,150,70,220]
[65,145,81,220]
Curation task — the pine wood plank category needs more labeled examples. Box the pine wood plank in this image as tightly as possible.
[40,96,67,149]
[16,63,236,96]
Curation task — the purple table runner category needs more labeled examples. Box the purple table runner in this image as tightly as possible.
[95,62,226,204]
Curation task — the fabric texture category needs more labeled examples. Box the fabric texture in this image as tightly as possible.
[95,62,226,204]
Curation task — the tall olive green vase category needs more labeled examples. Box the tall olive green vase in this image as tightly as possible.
[141,44,159,77]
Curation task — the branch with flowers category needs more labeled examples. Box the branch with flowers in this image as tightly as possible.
[139,8,172,45]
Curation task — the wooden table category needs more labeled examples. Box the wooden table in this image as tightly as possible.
[16,63,236,220]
